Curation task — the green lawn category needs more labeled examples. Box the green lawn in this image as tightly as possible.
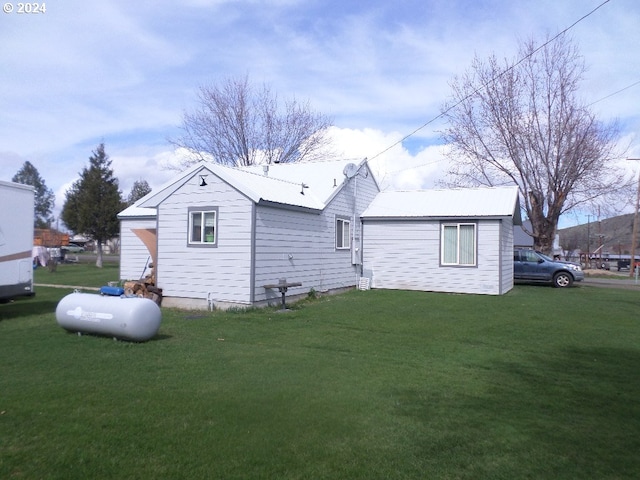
[34,262,121,288]
[1,283,639,479]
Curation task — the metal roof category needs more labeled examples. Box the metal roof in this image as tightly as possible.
[361,186,521,221]
[118,162,204,219]
[117,205,156,219]
[241,159,368,207]
[119,158,369,217]
[207,159,362,210]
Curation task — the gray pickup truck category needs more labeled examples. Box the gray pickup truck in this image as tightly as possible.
[514,248,584,288]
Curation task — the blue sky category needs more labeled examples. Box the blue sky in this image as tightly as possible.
[1,0,639,227]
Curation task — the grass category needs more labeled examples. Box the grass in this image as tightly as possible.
[1,281,640,479]
[33,262,121,289]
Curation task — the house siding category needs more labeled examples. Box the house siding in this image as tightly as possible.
[253,206,329,303]
[253,166,379,303]
[119,217,156,281]
[499,217,515,294]
[156,172,254,308]
[363,218,507,295]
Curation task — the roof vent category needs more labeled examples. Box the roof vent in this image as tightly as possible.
[262,165,269,176]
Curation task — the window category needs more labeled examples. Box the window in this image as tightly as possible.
[188,207,218,246]
[514,250,539,263]
[336,217,351,249]
[441,223,476,266]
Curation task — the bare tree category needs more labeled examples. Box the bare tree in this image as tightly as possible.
[440,35,628,253]
[559,230,581,261]
[173,75,334,168]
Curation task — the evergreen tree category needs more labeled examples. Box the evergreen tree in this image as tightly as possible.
[12,161,55,228]
[61,143,124,267]
[127,179,152,205]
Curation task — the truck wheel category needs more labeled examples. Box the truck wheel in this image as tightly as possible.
[553,272,573,288]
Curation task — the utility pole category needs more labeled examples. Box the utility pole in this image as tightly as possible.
[587,215,591,268]
[629,159,640,277]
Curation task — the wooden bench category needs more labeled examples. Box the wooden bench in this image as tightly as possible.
[263,279,302,310]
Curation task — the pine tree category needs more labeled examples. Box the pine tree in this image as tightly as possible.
[61,143,124,267]
[127,179,152,205]
[12,161,55,228]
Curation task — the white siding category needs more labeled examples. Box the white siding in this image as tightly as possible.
[156,172,254,307]
[499,217,515,294]
[253,206,330,303]
[363,218,507,295]
[0,181,34,298]
[145,162,379,309]
[119,217,156,281]
[253,166,379,303]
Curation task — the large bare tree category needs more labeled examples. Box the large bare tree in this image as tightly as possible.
[440,35,627,253]
[173,75,333,168]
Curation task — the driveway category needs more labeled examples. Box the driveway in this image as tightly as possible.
[582,274,640,290]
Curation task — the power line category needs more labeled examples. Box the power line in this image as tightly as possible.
[589,79,640,107]
[368,0,613,162]
[383,157,444,179]
[385,76,640,179]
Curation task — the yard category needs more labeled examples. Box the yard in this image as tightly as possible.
[1,267,640,479]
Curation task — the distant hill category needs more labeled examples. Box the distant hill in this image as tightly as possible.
[558,213,635,255]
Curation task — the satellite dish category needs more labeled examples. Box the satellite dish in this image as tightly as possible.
[343,163,358,178]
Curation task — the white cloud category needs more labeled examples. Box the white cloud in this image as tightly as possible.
[325,126,447,190]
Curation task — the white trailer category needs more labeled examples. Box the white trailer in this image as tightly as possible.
[0,180,35,301]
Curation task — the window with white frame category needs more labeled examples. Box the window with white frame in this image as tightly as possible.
[188,207,218,246]
[336,217,351,250]
[441,222,476,266]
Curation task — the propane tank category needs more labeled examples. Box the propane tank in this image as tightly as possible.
[56,292,161,342]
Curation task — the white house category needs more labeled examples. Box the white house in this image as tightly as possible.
[118,158,379,309]
[119,161,523,308]
[360,186,521,295]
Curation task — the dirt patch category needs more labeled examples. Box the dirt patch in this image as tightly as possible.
[583,269,630,278]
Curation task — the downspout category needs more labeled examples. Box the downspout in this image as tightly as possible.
[353,173,359,284]
[249,202,257,305]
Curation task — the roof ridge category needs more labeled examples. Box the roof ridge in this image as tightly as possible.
[225,163,306,187]
[384,185,518,193]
